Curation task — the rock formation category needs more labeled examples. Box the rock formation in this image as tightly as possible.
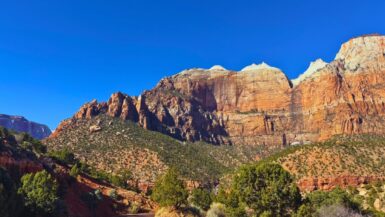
[0,114,51,139]
[298,176,385,192]
[51,34,385,146]
[291,58,328,86]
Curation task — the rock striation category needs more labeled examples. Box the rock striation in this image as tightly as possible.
[298,176,385,192]
[52,35,385,146]
[0,114,51,139]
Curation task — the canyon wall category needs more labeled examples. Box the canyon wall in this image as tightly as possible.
[52,35,385,146]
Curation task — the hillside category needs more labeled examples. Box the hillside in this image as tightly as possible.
[262,135,385,191]
[0,127,155,217]
[45,115,262,187]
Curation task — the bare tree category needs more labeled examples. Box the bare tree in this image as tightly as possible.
[318,204,366,217]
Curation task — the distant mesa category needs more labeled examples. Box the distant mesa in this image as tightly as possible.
[0,114,51,139]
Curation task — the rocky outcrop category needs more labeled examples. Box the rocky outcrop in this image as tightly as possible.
[291,59,328,86]
[298,176,385,192]
[0,114,51,139]
[51,34,385,146]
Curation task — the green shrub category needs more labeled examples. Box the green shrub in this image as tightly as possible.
[20,133,47,154]
[69,164,80,177]
[18,170,59,215]
[49,149,76,165]
[151,168,188,208]
[190,188,212,211]
[129,202,140,214]
[306,187,360,211]
[109,169,132,189]
[293,204,316,217]
[108,189,118,200]
[206,203,226,217]
[231,163,301,216]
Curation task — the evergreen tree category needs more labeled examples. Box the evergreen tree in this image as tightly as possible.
[18,170,59,215]
[231,163,301,216]
[190,188,212,211]
[151,168,188,208]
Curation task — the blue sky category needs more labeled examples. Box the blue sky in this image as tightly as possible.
[0,0,384,130]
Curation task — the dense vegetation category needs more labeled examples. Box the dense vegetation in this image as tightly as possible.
[0,126,47,156]
[214,163,301,217]
[262,134,385,179]
[4,121,385,216]
[0,168,64,217]
[0,127,145,217]
[18,170,60,216]
[44,115,262,183]
[152,163,385,217]
[190,188,213,211]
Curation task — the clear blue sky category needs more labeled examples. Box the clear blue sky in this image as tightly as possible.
[0,0,384,130]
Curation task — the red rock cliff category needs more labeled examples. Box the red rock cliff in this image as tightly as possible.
[52,35,385,146]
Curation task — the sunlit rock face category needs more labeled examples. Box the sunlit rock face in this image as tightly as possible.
[291,59,328,86]
[53,35,385,146]
[0,114,51,139]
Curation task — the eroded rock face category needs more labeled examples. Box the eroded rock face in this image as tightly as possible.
[0,114,51,139]
[52,35,385,146]
[298,176,385,192]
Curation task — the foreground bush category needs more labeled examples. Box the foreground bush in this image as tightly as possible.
[18,170,59,215]
[151,168,188,208]
[206,203,226,217]
[155,206,201,217]
[227,163,301,216]
[190,188,212,211]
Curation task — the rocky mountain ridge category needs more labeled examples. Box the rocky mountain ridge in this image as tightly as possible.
[52,34,385,147]
[0,114,51,139]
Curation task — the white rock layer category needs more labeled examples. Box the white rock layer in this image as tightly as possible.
[292,59,328,86]
[209,65,227,71]
[335,35,385,71]
[241,62,281,72]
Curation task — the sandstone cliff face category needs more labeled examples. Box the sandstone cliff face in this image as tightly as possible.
[52,35,385,146]
[0,114,51,139]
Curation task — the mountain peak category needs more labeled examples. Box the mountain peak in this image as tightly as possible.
[209,65,227,71]
[241,62,280,72]
[292,58,328,86]
[335,34,385,71]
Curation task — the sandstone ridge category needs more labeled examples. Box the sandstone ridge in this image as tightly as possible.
[52,35,385,146]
